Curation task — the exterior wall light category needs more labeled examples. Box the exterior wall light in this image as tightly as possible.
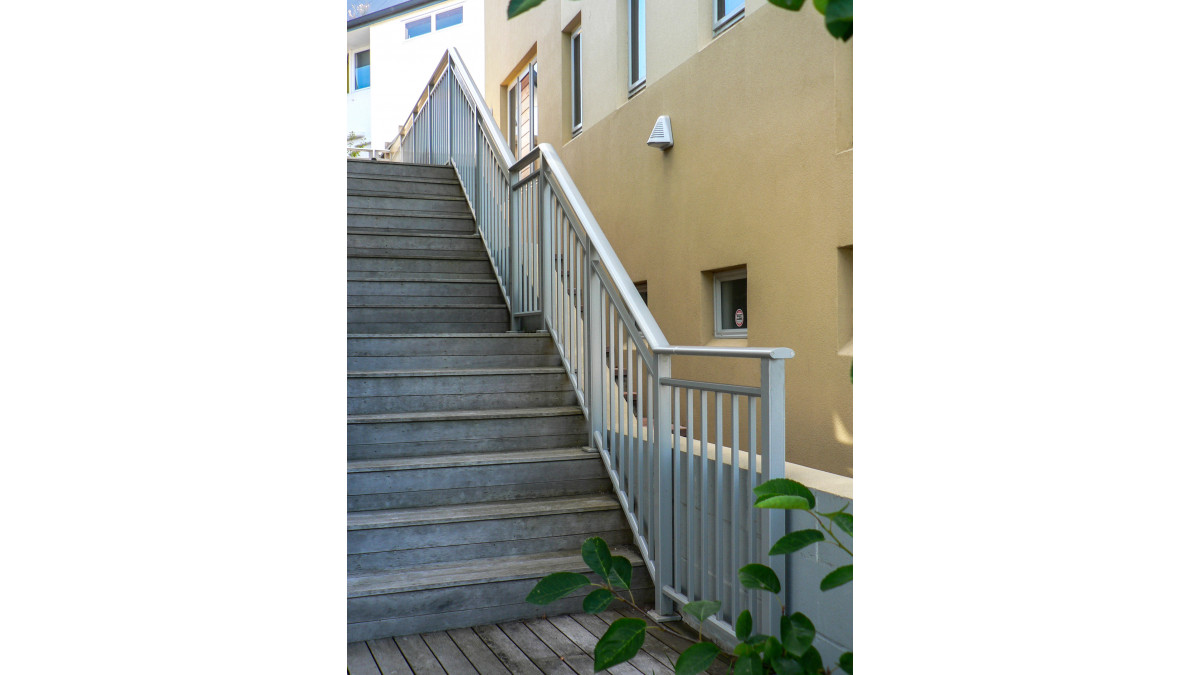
[646,115,673,150]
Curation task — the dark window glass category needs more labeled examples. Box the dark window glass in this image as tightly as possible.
[719,277,747,330]
[406,16,431,38]
[572,34,582,129]
[436,7,463,29]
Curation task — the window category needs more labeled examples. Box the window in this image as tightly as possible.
[507,60,538,159]
[629,0,646,92]
[570,29,582,134]
[354,50,370,89]
[436,6,463,29]
[405,15,431,38]
[634,281,648,307]
[714,0,745,32]
[713,268,747,337]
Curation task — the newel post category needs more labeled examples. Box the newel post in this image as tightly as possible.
[759,357,787,638]
[586,247,603,450]
[653,352,675,617]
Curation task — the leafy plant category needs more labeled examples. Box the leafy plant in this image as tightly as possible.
[506,0,851,42]
[525,478,852,674]
[347,131,370,158]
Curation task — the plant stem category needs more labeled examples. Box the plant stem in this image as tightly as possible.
[813,514,852,558]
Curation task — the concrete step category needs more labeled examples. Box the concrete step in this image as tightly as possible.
[348,333,563,370]
[348,175,464,198]
[347,212,476,233]
[348,194,472,216]
[347,447,611,512]
[347,367,576,414]
[346,547,652,641]
[348,254,495,276]
[347,159,456,180]
[347,406,587,460]
[347,230,486,253]
[348,495,625,566]
[347,304,510,334]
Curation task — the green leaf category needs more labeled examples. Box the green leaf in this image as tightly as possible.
[763,636,783,662]
[798,646,824,675]
[771,655,804,675]
[681,600,722,623]
[766,0,805,10]
[525,572,591,604]
[733,642,755,658]
[839,651,853,674]
[815,510,852,538]
[506,0,546,19]
[581,537,613,579]
[780,612,816,655]
[675,642,721,675]
[820,565,853,591]
[733,653,764,675]
[593,618,646,672]
[824,0,852,40]
[738,564,781,594]
[813,0,828,14]
[735,609,753,641]
[608,555,632,590]
[582,588,614,613]
[753,479,816,510]
[769,529,825,556]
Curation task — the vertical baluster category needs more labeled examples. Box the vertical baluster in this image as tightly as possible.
[699,391,710,602]
[608,301,615,451]
[686,388,696,600]
[760,360,786,638]
[715,392,725,614]
[672,385,682,601]
[731,394,743,620]
[748,395,760,626]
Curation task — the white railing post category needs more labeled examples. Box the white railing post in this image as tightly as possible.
[759,357,787,638]
[540,172,552,330]
[653,352,675,617]
[586,249,603,448]
[509,184,519,331]
[447,64,454,161]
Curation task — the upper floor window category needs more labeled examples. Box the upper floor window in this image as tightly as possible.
[570,29,582,134]
[354,50,371,89]
[406,16,431,38]
[436,6,463,29]
[714,0,745,33]
[629,0,646,92]
[507,60,538,160]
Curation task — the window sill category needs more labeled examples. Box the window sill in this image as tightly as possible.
[628,80,646,99]
[713,9,744,37]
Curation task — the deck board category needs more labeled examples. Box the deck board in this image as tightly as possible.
[350,610,730,674]
[366,638,414,675]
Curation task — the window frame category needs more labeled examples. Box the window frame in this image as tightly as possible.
[628,0,646,94]
[713,268,748,338]
[405,14,432,39]
[570,28,582,135]
[713,0,745,35]
[353,49,371,90]
[507,59,539,159]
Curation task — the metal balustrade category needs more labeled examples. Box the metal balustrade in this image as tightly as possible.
[395,48,795,645]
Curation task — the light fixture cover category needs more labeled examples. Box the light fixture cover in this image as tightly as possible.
[647,115,673,150]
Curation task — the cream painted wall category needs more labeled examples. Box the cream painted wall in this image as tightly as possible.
[484,1,852,476]
[346,0,485,150]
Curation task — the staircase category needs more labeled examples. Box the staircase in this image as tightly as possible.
[346,159,652,642]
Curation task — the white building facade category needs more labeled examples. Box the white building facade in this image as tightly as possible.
[347,0,484,152]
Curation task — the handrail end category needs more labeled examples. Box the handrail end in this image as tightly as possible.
[769,347,796,360]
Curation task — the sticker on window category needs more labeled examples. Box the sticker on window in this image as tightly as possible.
[735,308,744,328]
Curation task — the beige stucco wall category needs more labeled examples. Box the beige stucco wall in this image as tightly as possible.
[484,1,852,476]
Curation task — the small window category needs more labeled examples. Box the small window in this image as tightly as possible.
[508,60,538,158]
[436,6,463,30]
[354,50,370,89]
[714,0,745,33]
[405,15,432,38]
[713,268,747,338]
[629,0,646,92]
[570,29,582,133]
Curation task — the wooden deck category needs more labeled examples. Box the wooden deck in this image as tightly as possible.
[348,605,732,675]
